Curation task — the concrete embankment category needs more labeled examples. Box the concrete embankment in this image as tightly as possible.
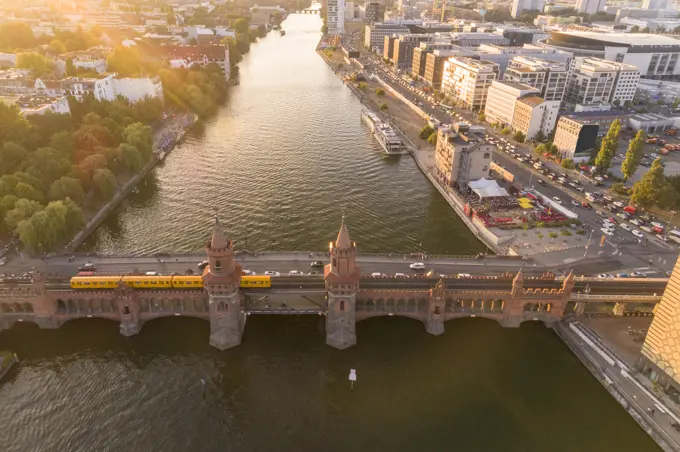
[64,114,198,255]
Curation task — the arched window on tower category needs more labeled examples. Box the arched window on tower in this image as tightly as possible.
[332,258,337,268]
[340,300,345,311]
[123,305,130,315]
[215,260,222,271]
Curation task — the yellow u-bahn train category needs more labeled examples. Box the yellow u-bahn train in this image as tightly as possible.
[70,275,271,290]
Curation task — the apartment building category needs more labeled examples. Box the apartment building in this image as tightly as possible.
[17,95,71,116]
[364,2,385,23]
[511,95,560,141]
[392,35,433,70]
[484,80,539,127]
[434,123,493,191]
[553,110,629,160]
[327,0,345,35]
[504,56,568,102]
[411,42,459,79]
[575,0,606,15]
[566,57,640,106]
[364,23,409,53]
[422,48,476,89]
[475,44,572,76]
[442,57,499,111]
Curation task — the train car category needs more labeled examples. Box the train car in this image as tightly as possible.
[71,276,122,289]
[171,275,204,289]
[121,275,172,289]
[240,275,271,288]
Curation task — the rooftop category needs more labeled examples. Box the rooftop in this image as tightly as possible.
[16,94,63,108]
[564,109,630,122]
[629,113,672,122]
[554,31,680,47]
[516,95,545,107]
[492,80,536,91]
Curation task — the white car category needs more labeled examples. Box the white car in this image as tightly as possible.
[630,218,643,226]
[552,196,562,204]
[613,201,625,208]
[409,262,426,270]
[620,223,632,232]
[457,273,472,278]
[632,230,644,238]
[571,200,580,208]
[601,228,614,236]
[242,270,256,276]
[650,153,660,159]
[371,272,386,277]
[597,273,614,279]
[394,273,408,278]
[264,271,281,277]
[289,270,304,276]
[630,271,647,277]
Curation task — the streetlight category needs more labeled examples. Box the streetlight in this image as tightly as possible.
[584,229,595,258]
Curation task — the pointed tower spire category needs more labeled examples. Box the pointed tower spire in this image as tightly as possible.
[211,214,228,249]
[335,214,351,249]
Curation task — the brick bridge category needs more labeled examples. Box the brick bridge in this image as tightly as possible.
[0,217,657,349]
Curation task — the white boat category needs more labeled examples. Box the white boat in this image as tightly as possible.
[361,109,380,132]
[374,123,402,154]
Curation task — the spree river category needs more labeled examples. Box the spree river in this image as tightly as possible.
[82,13,485,256]
[0,14,659,452]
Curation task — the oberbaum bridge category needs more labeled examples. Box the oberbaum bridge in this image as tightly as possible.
[0,218,669,350]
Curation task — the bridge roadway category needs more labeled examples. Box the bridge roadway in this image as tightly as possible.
[14,275,665,297]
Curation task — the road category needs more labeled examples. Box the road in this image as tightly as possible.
[357,52,680,275]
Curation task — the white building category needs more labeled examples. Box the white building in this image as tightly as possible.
[345,1,356,21]
[36,74,164,103]
[484,80,539,127]
[434,123,493,191]
[442,57,499,111]
[511,95,560,140]
[327,0,345,35]
[511,0,546,19]
[17,95,71,116]
[112,76,164,103]
[566,57,640,106]
[575,0,606,15]
[474,43,572,76]
[364,23,409,52]
[504,56,569,102]
[538,32,680,81]
[0,53,16,68]
[641,0,669,10]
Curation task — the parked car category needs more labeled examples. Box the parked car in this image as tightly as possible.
[581,201,592,209]
[613,201,625,208]
[242,269,256,276]
[620,223,632,232]
[310,261,325,268]
[457,273,472,278]
[632,230,644,238]
[264,271,281,277]
[595,210,606,217]
[630,218,643,226]
[616,273,629,278]
[616,212,629,220]
[78,263,96,272]
[371,272,386,278]
[289,270,304,276]
[630,271,647,278]
[537,179,545,186]
[394,273,408,278]
[601,228,614,236]
[409,262,426,270]
[597,273,614,279]
[552,196,562,204]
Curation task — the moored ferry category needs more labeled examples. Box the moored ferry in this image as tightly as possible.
[0,351,18,382]
[361,109,380,132]
[374,123,402,154]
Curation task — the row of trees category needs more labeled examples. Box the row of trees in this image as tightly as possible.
[0,22,102,52]
[0,95,160,252]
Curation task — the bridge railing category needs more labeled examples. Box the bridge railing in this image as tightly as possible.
[569,293,662,302]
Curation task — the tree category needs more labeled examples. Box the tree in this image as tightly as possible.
[630,25,640,33]
[534,130,546,142]
[548,144,558,155]
[375,88,385,96]
[167,13,177,25]
[5,198,43,230]
[272,11,283,25]
[477,112,486,122]
[0,142,27,175]
[358,81,367,90]
[501,127,511,135]
[48,39,67,55]
[65,58,76,76]
[16,52,54,76]
[14,182,45,204]
[107,46,142,77]
[561,158,575,169]
[231,18,250,34]
[621,130,646,181]
[420,124,434,140]
[49,177,85,204]
[595,119,621,175]
[513,131,525,143]
[427,132,437,145]
[117,143,144,173]
[0,22,35,50]
[379,102,388,111]
[534,143,547,155]
[631,158,667,208]
[92,168,116,199]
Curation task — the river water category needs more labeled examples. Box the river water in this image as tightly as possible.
[82,13,485,256]
[0,14,659,452]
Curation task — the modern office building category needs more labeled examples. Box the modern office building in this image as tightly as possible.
[364,23,409,52]
[484,80,539,127]
[504,56,569,102]
[442,57,499,111]
[364,2,385,23]
[327,0,345,36]
[575,0,606,15]
[422,48,476,89]
[539,32,680,81]
[638,255,680,397]
[511,0,546,19]
[565,57,640,106]
[474,44,573,76]
[434,123,493,191]
[553,110,629,160]
[384,36,399,60]
[392,34,434,70]
[511,95,560,141]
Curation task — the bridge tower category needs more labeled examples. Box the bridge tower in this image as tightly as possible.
[503,269,524,327]
[203,215,244,350]
[425,279,446,335]
[324,216,361,350]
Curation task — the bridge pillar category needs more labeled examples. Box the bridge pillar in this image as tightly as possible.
[613,302,626,316]
[116,282,141,337]
[325,217,361,350]
[502,270,524,327]
[425,280,446,335]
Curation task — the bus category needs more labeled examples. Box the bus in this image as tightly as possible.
[668,230,680,244]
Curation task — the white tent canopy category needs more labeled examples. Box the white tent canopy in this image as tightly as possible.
[468,178,509,199]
